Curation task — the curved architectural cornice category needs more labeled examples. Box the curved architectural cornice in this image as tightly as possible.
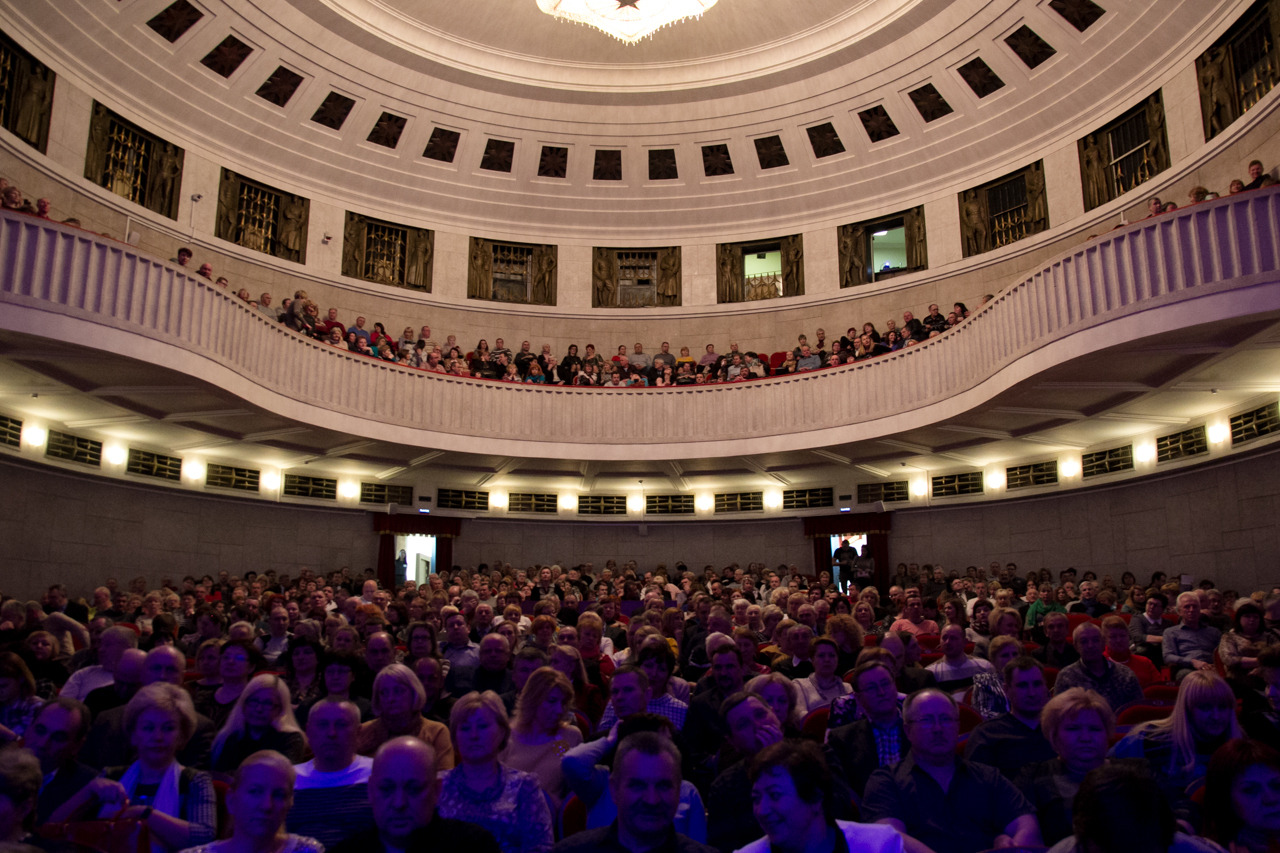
[3,190,1278,463]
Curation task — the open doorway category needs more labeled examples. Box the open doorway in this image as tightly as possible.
[395,534,437,586]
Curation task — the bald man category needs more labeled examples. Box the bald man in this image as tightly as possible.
[288,700,376,848]
[330,736,499,853]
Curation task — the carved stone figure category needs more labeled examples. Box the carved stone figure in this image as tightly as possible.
[657,247,680,305]
[15,65,52,148]
[342,214,364,278]
[532,247,557,305]
[84,104,110,185]
[905,207,927,270]
[217,171,239,242]
[1199,46,1233,139]
[405,228,433,291]
[838,224,865,288]
[1080,134,1108,211]
[1146,95,1168,173]
[1025,165,1047,233]
[961,189,990,257]
[467,237,491,299]
[278,196,306,261]
[781,235,804,297]
[146,143,182,219]
[592,248,616,307]
[716,243,739,303]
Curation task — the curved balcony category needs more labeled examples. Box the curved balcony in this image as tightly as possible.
[2,190,1279,462]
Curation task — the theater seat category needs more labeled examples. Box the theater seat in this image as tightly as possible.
[559,794,587,838]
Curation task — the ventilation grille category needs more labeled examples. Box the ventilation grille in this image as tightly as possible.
[1231,402,1280,445]
[857,481,910,504]
[578,495,627,515]
[931,472,984,497]
[646,494,694,515]
[126,449,181,482]
[361,483,414,505]
[1156,426,1208,463]
[283,474,337,500]
[1082,445,1134,478]
[46,431,101,466]
[0,415,20,449]
[783,487,834,510]
[1006,461,1058,490]
[437,488,489,511]
[716,492,763,513]
[509,493,558,514]
[206,463,260,492]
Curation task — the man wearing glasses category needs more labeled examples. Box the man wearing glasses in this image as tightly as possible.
[861,689,1042,853]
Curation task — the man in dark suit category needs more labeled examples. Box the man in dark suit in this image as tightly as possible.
[825,661,907,798]
[23,696,100,823]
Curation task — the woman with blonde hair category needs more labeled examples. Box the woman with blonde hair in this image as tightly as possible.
[549,644,604,724]
[354,663,453,767]
[55,683,216,851]
[437,691,553,853]
[746,671,801,733]
[176,751,322,853]
[210,673,306,775]
[1018,688,1122,845]
[1112,670,1243,800]
[502,666,582,809]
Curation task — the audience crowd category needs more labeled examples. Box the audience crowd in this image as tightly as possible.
[2,557,1280,853]
[3,159,1272,390]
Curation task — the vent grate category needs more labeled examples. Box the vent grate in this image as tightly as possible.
[206,463,260,492]
[509,493,559,514]
[578,495,627,515]
[46,431,101,466]
[283,474,337,500]
[716,492,763,513]
[0,415,20,448]
[437,488,489,511]
[857,481,910,504]
[1231,402,1280,446]
[931,472,984,497]
[1156,426,1208,463]
[1006,461,1059,490]
[783,487,834,510]
[1082,445,1134,478]
[126,449,181,482]
[361,483,414,505]
[646,494,694,515]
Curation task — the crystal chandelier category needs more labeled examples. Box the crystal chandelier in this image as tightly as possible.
[536,0,718,45]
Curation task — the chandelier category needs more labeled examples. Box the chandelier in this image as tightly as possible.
[536,0,719,45]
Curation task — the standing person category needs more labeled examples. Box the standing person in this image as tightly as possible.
[176,751,323,853]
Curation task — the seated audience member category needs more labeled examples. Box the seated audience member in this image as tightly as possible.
[560,714,707,841]
[21,696,98,823]
[441,612,481,692]
[737,740,903,853]
[0,654,42,745]
[53,683,217,850]
[499,646,546,715]
[329,736,500,853]
[888,594,939,637]
[1111,670,1241,812]
[297,652,372,728]
[861,688,1042,853]
[878,632,936,695]
[770,623,815,680]
[1067,581,1113,618]
[501,667,583,809]
[1165,592,1223,682]
[1044,763,1216,853]
[1101,615,1160,687]
[682,645,748,779]
[472,634,515,695]
[1052,622,1143,711]
[824,661,907,798]
[1218,601,1279,694]
[1033,612,1080,670]
[60,625,137,701]
[437,690,554,853]
[747,673,802,739]
[256,606,292,666]
[210,673,306,774]
[549,644,606,724]
[1130,592,1170,669]
[1242,645,1280,751]
[964,655,1055,778]
[1203,738,1280,853]
[287,699,376,849]
[794,637,852,717]
[0,744,61,849]
[925,623,993,694]
[706,692,790,853]
[355,663,453,767]
[196,640,262,730]
[1017,688,1132,845]
[82,645,216,770]
[178,750,323,853]
[1244,159,1270,190]
[283,638,324,709]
